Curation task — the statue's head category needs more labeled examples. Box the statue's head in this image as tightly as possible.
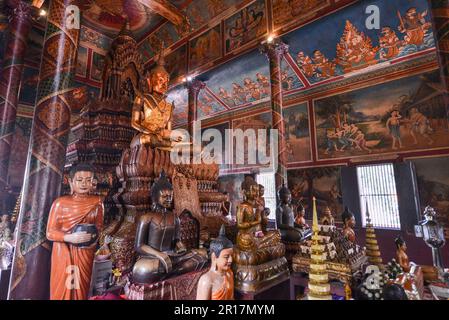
[341,206,355,228]
[210,225,233,272]
[394,235,406,251]
[241,175,258,201]
[151,170,173,210]
[69,163,95,195]
[147,55,169,95]
[278,184,291,204]
[258,184,265,197]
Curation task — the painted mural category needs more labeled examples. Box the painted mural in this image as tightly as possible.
[282,0,435,84]
[283,102,311,163]
[413,156,449,236]
[91,52,106,82]
[186,0,238,30]
[167,85,188,126]
[197,88,227,120]
[80,0,163,39]
[25,27,45,64]
[80,26,112,53]
[272,0,329,31]
[165,44,187,84]
[203,49,270,110]
[287,166,343,221]
[314,70,449,160]
[201,122,230,170]
[281,57,304,92]
[76,46,89,77]
[232,112,272,168]
[218,173,245,216]
[224,0,268,54]
[189,25,222,71]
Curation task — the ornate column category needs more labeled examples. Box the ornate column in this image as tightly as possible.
[0,0,33,199]
[187,79,205,136]
[260,39,289,196]
[8,0,80,299]
[429,0,449,94]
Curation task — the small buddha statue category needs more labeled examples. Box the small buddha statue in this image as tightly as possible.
[46,163,104,300]
[294,203,309,229]
[236,176,281,251]
[320,206,335,226]
[132,171,207,284]
[276,185,311,242]
[395,235,411,273]
[130,57,182,150]
[256,184,270,233]
[197,225,234,300]
[342,206,356,243]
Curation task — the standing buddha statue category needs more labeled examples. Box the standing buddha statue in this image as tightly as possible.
[197,225,234,300]
[130,56,182,150]
[132,171,208,284]
[46,163,104,300]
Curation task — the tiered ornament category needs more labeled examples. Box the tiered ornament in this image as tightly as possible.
[308,197,332,300]
[364,201,383,267]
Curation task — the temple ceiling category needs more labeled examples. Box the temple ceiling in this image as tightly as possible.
[78,0,188,39]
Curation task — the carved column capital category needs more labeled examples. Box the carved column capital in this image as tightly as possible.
[259,39,289,61]
[187,79,206,97]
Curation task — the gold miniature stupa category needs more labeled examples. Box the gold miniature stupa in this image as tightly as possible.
[308,197,332,300]
[364,201,383,267]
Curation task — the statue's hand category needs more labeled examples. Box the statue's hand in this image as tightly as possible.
[64,232,92,244]
[175,241,187,254]
[157,252,173,274]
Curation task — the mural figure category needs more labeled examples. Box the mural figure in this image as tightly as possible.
[190,27,221,70]
[397,7,431,46]
[225,0,266,53]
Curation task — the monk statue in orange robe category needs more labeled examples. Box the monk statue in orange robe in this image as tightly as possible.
[197,225,234,300]
[46,164,104,300]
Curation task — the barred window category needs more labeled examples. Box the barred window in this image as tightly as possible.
[256,172,277,220]
[356,163,401,230]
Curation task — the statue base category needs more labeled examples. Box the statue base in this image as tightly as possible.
[233,257,290,293]
[125,268,209,300]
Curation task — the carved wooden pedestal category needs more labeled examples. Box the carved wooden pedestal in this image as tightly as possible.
[235,275,290,300]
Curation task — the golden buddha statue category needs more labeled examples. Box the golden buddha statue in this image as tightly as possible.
[236,177,281,251]
[233,175,289,292]
[130,58,182,150]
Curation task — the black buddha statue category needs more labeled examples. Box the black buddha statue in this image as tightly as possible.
[276,185,312,242]
[132,171,208,284]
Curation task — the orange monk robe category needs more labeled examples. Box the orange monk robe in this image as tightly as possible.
[211,269,234,300]
[46,195,104,300]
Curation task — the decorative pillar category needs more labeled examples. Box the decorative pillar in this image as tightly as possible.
[187,79,205,136]
[260,39,289,195]
[429,0,449,93]
[0,0,33,199]
[8,0,80,299]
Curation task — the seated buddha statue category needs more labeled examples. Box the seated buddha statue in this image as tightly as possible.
[395,235,412,273]
[233,175,289,292]
[341,206,356,243]
[236,176,281,251]
[130,59,182,150]
[132,171,208,284]
[276,185,312,243]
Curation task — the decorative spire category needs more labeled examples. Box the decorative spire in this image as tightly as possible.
[308,197,332,300]
[364,200,383,267]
